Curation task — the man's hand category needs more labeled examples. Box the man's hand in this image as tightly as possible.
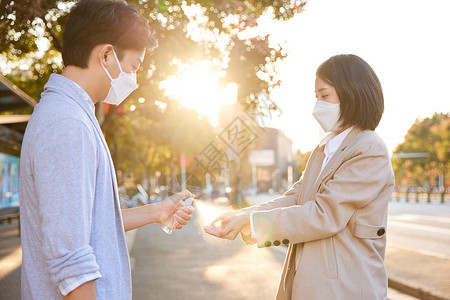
[158,190,195,230]
[203,210,250,240]
[121,190,195,232]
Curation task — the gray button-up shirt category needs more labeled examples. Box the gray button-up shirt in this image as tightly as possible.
[19,74,131,299]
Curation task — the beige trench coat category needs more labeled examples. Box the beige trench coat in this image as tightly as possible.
[242,128,394,299]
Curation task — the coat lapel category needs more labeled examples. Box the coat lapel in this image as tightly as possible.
[296,146,325,205]
[312,127,364,192]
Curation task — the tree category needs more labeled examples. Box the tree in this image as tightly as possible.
[0,0,67,101]
[1,0,306,104]
[392,112,450,191]
[103,98,216,193]
[1,0,307,194]
[294,148,310,177]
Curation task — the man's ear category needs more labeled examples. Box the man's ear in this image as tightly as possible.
[97,44,114,67]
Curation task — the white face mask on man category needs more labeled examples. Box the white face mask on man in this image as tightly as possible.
[101,49,138,106]
[312,100,342,132]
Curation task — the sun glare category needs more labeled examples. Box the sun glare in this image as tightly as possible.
[195,200,225,226]
[159,61,237,127]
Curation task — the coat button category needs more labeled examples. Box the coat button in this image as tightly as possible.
[274,240,281,246]
[282,239,289,245]
[264,241,272,247]
[377,228,385,236]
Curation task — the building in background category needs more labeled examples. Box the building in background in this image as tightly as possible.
[218,104,294,194]
[0,75,36,220]
[249,127,293,193]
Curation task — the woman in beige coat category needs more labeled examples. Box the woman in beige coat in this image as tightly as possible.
[204,54,395,300]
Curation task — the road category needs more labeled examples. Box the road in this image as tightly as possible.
[387,201,450,259]
[130,201,287,300]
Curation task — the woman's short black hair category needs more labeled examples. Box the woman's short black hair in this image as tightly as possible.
[62,0,157,68]
[316,54,384,131]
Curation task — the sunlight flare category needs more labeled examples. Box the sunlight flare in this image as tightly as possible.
[159,60,237,127]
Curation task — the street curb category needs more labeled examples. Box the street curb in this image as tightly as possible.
[388,276,449,300]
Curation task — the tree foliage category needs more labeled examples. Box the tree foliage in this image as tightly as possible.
[1,0,306,190]
[392,112,450,189]
[104,98,216,187]
[294,148,310,177]
[1,0,306,102]
[0,0,67,100]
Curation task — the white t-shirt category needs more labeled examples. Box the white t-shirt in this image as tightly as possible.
[320,126,353,172]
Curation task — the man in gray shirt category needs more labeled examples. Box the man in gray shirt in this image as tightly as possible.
[19,1,194,299]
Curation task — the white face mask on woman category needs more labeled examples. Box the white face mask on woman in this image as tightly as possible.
[312,100,342,132]
[101,49,138,106]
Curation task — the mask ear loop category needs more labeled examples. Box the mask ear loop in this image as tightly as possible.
[101,49,123,80]
[112,49,124,73]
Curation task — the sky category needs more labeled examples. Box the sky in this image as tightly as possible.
[256,0,450,153]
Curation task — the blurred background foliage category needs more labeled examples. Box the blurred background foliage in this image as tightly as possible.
[0,0,306,190]
[392,112,449,190]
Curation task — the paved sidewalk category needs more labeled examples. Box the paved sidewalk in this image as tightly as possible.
[0,219,21,300]
[130,205,285,299]
[386,246,450,300]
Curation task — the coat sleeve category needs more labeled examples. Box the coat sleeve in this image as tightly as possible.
[241,178,302,213]
[239,178,302,244]
[32,119,101,288]
[251,144,393,248]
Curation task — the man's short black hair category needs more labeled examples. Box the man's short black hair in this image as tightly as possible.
[62,0,157,68]
[316,54,384,131]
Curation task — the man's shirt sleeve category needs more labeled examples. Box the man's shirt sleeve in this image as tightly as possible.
[32,118,101,289]
[58,271,102,296]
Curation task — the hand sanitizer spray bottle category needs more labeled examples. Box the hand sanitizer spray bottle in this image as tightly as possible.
[161,197,194,234]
